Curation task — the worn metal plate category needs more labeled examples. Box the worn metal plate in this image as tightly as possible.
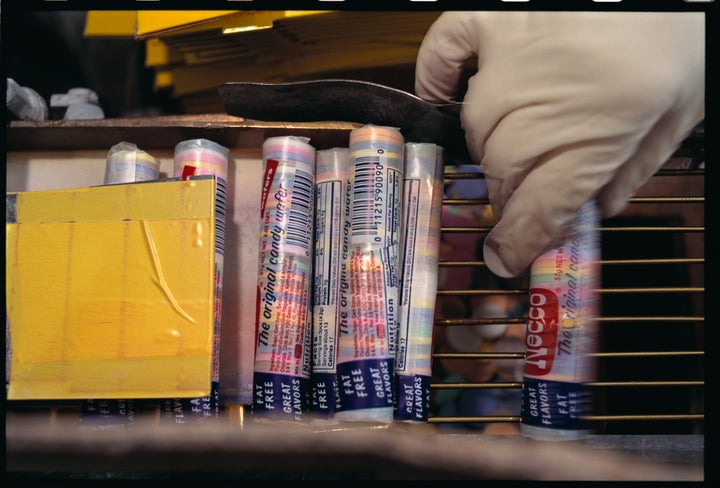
[219,79,470,161]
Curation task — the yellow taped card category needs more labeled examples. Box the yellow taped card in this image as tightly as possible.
[6,178,217,400]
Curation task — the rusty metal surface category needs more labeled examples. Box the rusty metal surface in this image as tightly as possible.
[218,79,470,161]
[6,115,359,152]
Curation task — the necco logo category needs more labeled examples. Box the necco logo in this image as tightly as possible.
[524,288,559,376]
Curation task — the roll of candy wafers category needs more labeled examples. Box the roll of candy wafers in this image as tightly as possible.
[395,142,444,422]
[335,126,404,423]
[310,147,350,421]
[103,142,160,184]
[160,138,230,424]
[253,136,316,421]
[520,199,600,440]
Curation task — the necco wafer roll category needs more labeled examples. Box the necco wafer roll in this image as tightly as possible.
[166,138,229,422]
[159,392,219,425]
[253,136,316,421]
[335,126,404,423]
[81,142,161,428]
[174,138,229,184]
[104,141,161,184]
[79,399,139,431]
[5,317,10,391]
[521,199,600,440]
[311,148,349,420]
[395,143,444,422]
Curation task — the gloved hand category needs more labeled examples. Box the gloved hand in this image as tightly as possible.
[415,12,704,278]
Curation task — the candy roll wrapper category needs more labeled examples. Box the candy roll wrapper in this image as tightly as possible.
[79,143,163,427]
[104,141,161,185]
[521,199,600,440]
[395,143,444,423]
[335,126,404,423]
[5,317,10,392]
[78,399,140,432]
[253,136,316,421]
[310,148,349,421]
[165,138,229,423]
[159,391,219,426]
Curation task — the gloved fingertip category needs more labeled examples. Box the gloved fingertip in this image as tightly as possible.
[597,192,630,220]
[483,238,521,279]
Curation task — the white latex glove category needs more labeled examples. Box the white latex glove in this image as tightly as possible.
[415,12,704,278]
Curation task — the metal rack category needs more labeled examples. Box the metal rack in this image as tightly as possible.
[430,128,704,435]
